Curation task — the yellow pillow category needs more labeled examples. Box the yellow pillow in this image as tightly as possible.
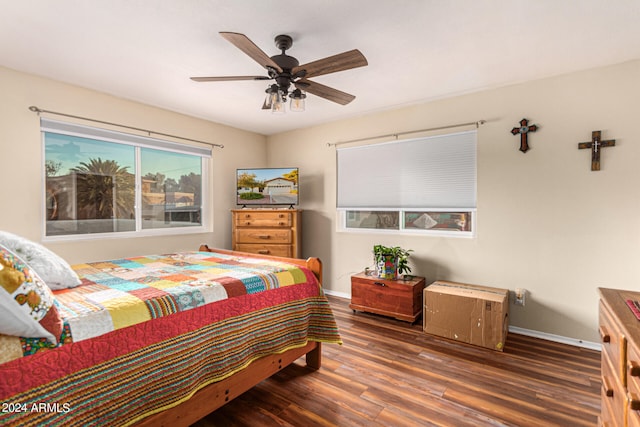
[0,245,63,344]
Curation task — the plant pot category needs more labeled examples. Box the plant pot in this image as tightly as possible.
[377,254,398,280]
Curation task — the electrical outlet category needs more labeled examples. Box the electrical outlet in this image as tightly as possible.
[514,288,526,306]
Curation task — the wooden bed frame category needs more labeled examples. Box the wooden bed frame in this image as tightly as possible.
[134,245,325,427]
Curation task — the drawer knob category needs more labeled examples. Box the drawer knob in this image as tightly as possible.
[374,282,386,287]
[279,214,284,218]
[257,250,270,254]
[278,222,284,226]
[246,221,251,225]
[629,361,640,377]
[602,377,614,397]
[258,235,271,239]
[630,393,640,411]
[599,326,611,343]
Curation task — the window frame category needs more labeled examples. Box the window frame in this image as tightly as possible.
[41,119,211,242]
[337,208,476,238]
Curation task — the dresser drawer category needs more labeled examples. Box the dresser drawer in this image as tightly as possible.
[600,300,627,383]
[628,344,640,424]
[599,395,618,427]
[234,244,292,258]
[235,229,292,244]
[602,350,626,427]
[235,211,292,227]
[231,209,301,259]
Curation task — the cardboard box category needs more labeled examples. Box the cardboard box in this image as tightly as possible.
[423,281,509,351]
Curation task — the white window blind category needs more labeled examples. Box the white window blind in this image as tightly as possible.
[337,130,477,209]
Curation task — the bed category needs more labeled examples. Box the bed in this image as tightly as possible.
[0,243,341,427]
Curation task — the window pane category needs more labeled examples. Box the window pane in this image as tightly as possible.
[404,211,471,232]
[141,148,202,229]
[45,133,135,236]
[346,211,399,230]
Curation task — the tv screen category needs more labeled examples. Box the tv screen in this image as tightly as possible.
[236,167,299,206]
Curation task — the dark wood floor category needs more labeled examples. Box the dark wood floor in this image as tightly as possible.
[193,295,601,426]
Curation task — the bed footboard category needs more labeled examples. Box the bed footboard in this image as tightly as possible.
[134,246,326,426]
[135,341,321,427]
[198,244,323,285]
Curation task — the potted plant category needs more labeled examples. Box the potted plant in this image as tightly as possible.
[373,244,413,280]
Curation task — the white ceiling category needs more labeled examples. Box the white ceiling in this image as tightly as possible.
[2,1,640,136]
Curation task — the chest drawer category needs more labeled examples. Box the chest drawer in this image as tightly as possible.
[234,244,292,258]
[602,348,626,427]
[600,300,627,383]
[628,344,640,424]
[231,209,301,259]
[235,229,292,244]
[235,211,292,227]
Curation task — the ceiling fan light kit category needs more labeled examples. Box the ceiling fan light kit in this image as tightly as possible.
[191,32,368,114]
[289,89,306,112]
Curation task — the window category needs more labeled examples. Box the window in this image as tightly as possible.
[42,119,210,238]
[336,130,476,237]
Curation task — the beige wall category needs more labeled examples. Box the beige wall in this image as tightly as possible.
[3,60,639,344]
[0,66,266,263]
[268,59,640,343]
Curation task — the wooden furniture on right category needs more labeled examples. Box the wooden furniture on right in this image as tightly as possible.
[231,209,301,258]
[350,272,425,323]
[599,287,640,427]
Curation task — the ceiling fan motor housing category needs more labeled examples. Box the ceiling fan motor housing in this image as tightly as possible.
[274,34,293,52]
[270,35,300,96]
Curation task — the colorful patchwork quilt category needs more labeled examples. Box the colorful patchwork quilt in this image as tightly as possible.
[0,251,341,426]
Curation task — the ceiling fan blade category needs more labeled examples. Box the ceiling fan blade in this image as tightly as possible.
[295,79,356,105]
[293,49,367,79]
[190,76,270,82]
[219,32,283,73]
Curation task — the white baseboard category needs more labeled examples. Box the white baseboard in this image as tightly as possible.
[324,289,351,299]
[324,290,601,351]
[508,326,601,351]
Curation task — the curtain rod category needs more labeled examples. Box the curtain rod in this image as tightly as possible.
[327,119,486,147]
[28,106,224,149]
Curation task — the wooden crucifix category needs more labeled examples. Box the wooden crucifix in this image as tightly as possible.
[578,130,615,171]
[510,118,538,153]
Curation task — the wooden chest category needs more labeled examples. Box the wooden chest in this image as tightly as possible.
[231,209,301,258]
[349,272,425,323]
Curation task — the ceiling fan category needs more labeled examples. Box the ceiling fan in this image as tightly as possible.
[190,32,368,112]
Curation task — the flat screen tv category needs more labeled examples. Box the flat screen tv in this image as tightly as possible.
[236,167,299,207]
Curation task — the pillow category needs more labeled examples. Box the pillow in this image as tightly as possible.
[0,245,63,344]
[0,230,81,290]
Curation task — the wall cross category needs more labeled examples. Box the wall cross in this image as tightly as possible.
[511,118,538,153]
[578,130,615,171]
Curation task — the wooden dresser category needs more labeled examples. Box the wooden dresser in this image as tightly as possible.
[350,272,426,323]
[599,288,640,427]
[231,209,301,258]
